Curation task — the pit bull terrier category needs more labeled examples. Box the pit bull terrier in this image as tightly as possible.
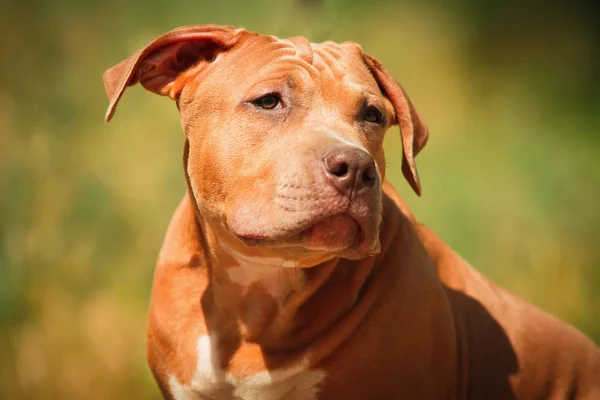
[103,25,600,399]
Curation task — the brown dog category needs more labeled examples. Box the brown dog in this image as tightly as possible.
[104,25,600,399]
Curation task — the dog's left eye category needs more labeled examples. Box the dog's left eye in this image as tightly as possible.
[364,106,383,123]
[252,94,282,110]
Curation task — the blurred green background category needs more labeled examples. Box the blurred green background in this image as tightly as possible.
[1,1,599,398]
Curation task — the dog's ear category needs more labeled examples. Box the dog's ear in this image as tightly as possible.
[103,25,249,122]
[362,53,429,196]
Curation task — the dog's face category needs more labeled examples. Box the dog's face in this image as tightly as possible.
[180,36,391,260]
[104,25,428,262]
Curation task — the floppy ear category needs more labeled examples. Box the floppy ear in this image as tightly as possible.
[362,53,429,196]
[103,25,249,122]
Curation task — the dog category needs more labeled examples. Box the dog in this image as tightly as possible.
[103,25,600,399]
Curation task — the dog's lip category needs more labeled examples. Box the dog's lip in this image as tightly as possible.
[235,233,266,247]
[234,212,363,249]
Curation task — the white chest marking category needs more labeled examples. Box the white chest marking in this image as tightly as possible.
[169,334,327,400]
[220,244,302,298]
[225,264,294,298]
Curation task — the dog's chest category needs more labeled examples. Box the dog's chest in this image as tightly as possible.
[168,334,326,400]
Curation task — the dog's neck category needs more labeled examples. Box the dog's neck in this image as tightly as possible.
[154,186,452,375]
[180,192,414,361]
[166,178,420,358]
[197,216,386,354]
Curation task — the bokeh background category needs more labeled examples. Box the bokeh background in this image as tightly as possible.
[1,1,599,398]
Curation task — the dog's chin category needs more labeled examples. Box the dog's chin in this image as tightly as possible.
[301,214,360,251]
[233,213,380,260]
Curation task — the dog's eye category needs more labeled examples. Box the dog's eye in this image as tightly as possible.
[364,106,383,123]
[252,94,282,110]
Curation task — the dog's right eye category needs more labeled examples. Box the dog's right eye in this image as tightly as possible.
[364,106,384,124]
[252,94,282,110]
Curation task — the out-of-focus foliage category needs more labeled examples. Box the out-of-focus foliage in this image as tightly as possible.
[1,1,598,398]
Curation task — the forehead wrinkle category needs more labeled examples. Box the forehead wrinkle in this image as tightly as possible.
[311,43,366,84]
[312,47,340,66]
[240,36,321,83]
[238,35,297,64]
[286,36,314,65]
[317,41,346,59]
[231,42,308,88]
[257,57,320,96]
[309,51,338,84]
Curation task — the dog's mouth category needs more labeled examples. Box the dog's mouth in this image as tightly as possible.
[235,212,362,252]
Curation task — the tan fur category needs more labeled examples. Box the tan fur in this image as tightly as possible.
[104,25,600,399]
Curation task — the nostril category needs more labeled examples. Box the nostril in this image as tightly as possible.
[362,169,374,185]
[325,155,351,178]
[332,162,349,177]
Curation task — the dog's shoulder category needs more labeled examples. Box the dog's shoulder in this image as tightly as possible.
[414,217,600,399]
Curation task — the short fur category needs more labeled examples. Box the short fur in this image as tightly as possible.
[104,25,600,399]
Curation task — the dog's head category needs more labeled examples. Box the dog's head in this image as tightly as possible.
[104,25,428,262]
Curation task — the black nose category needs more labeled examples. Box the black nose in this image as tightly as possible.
[323,146,377,195]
